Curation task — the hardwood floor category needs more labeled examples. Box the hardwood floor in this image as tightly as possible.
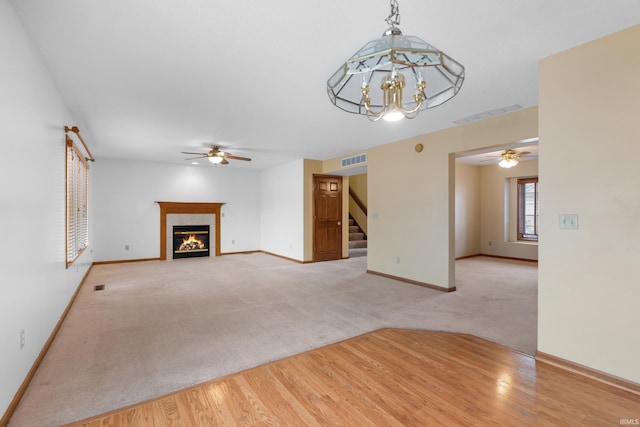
[66,329,639,426]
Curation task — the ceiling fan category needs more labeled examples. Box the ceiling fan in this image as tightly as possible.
[182,145,252,165]
[477,149,533,168]
[498,149,531,168]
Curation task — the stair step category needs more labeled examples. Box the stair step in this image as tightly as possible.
[348,219,355,226]
[349,232,365,241]
[349,225,360,233]
[349,248,367,257]
[349,240,367,249]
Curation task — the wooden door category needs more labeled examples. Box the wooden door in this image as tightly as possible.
[314,175,343,261]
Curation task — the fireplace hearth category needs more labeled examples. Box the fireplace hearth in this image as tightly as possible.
[173,225,210,259]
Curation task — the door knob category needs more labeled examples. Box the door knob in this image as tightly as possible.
[337,221,342,225]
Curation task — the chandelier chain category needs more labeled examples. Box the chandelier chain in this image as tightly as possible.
[385,0,401,27]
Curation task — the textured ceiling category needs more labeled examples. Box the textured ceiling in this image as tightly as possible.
[10,0,640,169]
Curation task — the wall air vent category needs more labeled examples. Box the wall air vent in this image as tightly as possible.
[341,153,367,168]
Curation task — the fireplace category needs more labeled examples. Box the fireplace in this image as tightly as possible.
[173,225,210,259]
[157,202,223,260]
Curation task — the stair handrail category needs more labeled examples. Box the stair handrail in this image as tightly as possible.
[349,187,367,216]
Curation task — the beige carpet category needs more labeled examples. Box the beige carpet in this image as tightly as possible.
[9,254,537,426]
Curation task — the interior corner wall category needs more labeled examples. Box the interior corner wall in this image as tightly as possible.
[260,159,305,261]
[454,163,481,258]
[0,0,93,418]
[92,159,261,261]
[479,159,538,260]
[538,24,640,383]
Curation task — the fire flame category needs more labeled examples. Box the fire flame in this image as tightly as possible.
[178,234,205,251]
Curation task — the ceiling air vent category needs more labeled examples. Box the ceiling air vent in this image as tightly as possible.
[341,153,367,168]
[453,104,522,125]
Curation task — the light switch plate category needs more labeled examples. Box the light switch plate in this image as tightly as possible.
[559,214,578,230]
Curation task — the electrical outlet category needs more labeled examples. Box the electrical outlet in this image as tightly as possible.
[232,240,235,244]
[488,241,492,247]
[125,244,130,250]
[396,256,400,264]
[20,329,25,349]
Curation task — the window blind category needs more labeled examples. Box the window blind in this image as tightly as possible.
[66,137,89,267]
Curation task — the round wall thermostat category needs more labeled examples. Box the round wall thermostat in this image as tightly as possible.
[415,143,424,153]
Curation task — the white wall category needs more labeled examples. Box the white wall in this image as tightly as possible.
[92,159,261,260]
[538,25,640,383]
[479,159,538,260]
[365,108,538,289]
[455,160,539,260]
[260,159,305,261]
[454,163,481,258]
[0,0,93,417]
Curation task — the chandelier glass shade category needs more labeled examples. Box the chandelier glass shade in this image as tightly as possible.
[327,1,465,122]
[499,149,519,168]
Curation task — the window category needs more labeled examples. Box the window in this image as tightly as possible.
[66,136,89,267]
[517,177,539,241]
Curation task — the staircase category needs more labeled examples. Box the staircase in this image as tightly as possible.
[348,217,367,257]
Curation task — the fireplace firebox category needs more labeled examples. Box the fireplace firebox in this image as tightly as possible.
[173,225,210,259]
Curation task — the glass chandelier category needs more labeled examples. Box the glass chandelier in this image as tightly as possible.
[327,0,465,122]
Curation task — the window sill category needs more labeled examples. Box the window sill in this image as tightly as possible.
[510,240,538,246]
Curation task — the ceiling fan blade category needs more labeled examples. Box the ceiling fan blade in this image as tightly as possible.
[184,156,206,160]
[181,151,208,156]
[221,158,229,165]
[224,154,252,161]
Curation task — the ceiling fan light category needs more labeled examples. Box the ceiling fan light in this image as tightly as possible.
[499,149,520,168]
[182,145,250,164]
[499,158,519,168]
